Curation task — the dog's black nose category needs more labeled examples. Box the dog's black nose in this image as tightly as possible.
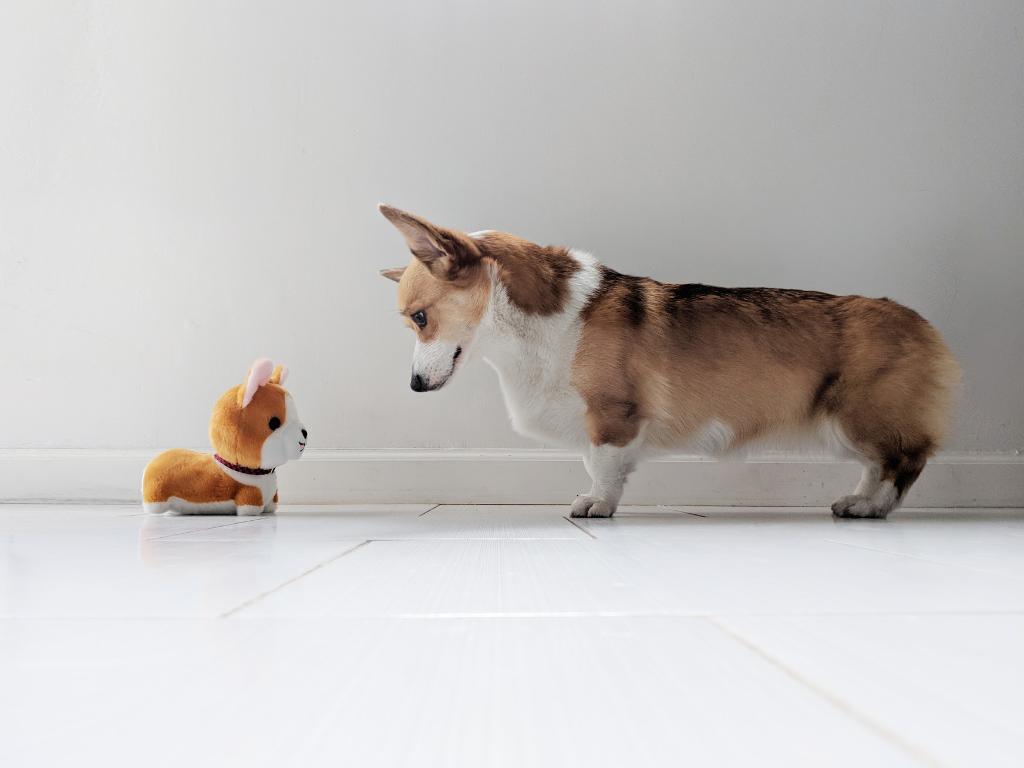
[410,374,426,392]
[301,429,308,439]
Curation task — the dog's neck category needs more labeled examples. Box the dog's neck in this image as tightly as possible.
[470,253,600,447]
[475,253,600,375]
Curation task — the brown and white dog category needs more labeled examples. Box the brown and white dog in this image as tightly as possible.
[378,205,960,519]
[142,359,307,515]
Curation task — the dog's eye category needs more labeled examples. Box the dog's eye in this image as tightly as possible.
[268,417,281,431]
[411,310,427,328]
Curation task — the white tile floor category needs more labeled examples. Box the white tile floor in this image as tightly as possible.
[2,504,1023,767]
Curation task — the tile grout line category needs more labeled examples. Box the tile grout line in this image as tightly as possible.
[822,537,1020,580]
[5,608,1024,622]
[705,616,947,768]
[146,516,271,540]
[359,536,585,541]
[562,515,597,539]
[218,540,372,619]
[418,504,442,517]
[660,505,708,517]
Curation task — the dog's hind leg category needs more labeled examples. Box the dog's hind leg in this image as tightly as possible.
[826,309,957,519]
[829,407,933,519]
[831,448,929,520]
[831,460,881,517]
[832,450,928,519]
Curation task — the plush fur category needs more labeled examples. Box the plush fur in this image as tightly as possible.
[379,204,961,519]
[142,360,307,515]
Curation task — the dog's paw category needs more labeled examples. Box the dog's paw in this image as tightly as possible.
[570,495,616,518]
[831,495,888,519]
[236,505,264,517]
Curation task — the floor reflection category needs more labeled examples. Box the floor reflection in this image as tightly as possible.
[137,512,278,565]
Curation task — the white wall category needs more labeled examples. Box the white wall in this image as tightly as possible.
[3,0,1023,456]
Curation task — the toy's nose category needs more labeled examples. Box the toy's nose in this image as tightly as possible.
[301,429,308,439]
[411,374,426,392]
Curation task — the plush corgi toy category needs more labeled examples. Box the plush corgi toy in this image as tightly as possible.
[142,359,307,515]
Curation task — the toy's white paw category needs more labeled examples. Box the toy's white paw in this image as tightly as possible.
[570,495,616,518]
[236,505,263,517]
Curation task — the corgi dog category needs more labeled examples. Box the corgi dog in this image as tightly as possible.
[142,359,307,515]
[378,204,960,519]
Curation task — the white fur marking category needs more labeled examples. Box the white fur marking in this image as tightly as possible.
[478,250,601,447]
[692,419,734,455]
[571,429,647,517]
[260,394,306,468]
[589,430,645,502]
[412,339,460,390]
[145,497,243,516]
[819,418,864,459]
[870,479,899,512]
[854,464,882,496]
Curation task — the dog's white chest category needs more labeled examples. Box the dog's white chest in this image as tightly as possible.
[485,352,588,448]
[476,250,600,449]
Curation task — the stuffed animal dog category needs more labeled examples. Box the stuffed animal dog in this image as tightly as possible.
[142,359,307,515]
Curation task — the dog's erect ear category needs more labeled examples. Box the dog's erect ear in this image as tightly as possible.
[238,358,275,408]
[379,267,406,283]
[378,203,479,281]
[377,204,446,263]
[269,364,288,386]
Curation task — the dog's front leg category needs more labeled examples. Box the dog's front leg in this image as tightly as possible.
[571,433,644,518]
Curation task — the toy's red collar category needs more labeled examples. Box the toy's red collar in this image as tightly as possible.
[214,454,275,476]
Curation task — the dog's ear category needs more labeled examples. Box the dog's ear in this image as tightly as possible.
[238,358,275,408]
[378,203,479,281]
[269,364,288,386]
[379,267,406,283]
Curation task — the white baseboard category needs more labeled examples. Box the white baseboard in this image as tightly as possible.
[1,448,1022,507]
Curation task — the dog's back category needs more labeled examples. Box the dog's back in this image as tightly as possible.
[573,270,960,510]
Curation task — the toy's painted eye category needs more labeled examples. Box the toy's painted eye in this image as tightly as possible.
[268,417,281,430]
[411,310,427,328]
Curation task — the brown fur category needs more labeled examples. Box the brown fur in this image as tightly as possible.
[472,231,579,315]
[142,449,247,506]
[572,270,960,503]
[395,259,491,343]
[378,205,482,283]
[379,204,579,317]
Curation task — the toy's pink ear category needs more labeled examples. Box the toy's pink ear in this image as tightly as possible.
[270,364,288,386]
[241,358,275,408]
